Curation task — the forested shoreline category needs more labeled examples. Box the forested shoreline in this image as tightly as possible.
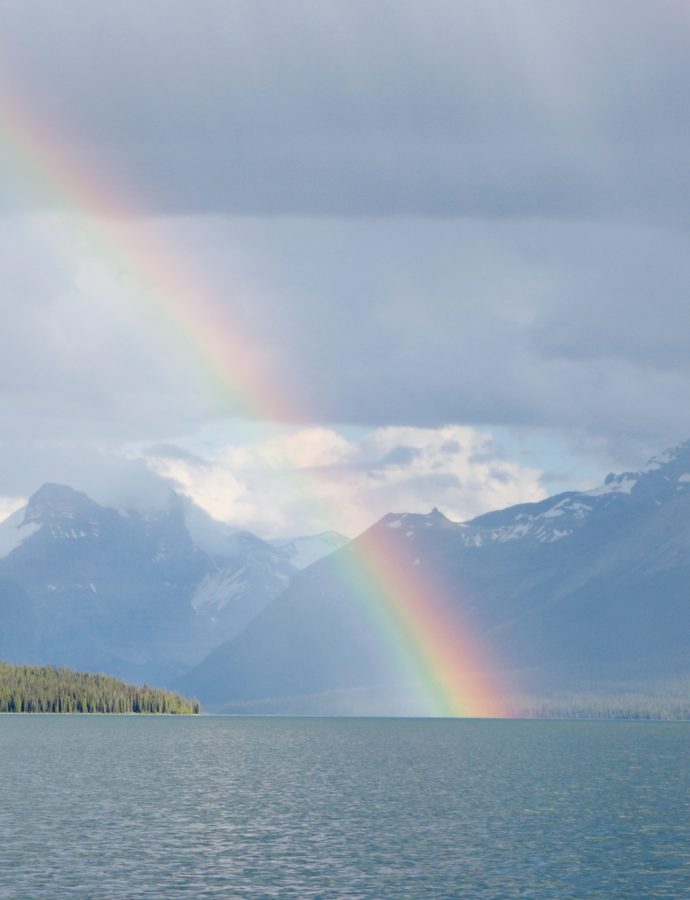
[509,681,690,721]
[0,661,200,714]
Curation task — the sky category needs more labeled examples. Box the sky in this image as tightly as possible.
[1,0,690,536]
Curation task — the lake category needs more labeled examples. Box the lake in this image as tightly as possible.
[0,717,688,897]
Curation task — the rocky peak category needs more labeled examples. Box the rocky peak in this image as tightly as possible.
[24,483,98,526]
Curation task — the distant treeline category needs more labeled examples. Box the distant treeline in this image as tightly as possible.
[0,661,200,714]
[509,680,690,720]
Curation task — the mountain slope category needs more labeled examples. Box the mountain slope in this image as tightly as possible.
[269,531,348,570]
[181,442,690,713]
[0,484,335,684]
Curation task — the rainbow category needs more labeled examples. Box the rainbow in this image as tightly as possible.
[0,80,293,423]
[0,79,510,716]
[336,523,506,716]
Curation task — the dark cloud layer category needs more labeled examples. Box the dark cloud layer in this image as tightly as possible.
[1,1,690,221]
[1,1,690,509]
[3,213,690,467]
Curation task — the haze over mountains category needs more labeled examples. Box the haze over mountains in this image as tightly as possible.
[0,483,345,684]
[1,441,689,715]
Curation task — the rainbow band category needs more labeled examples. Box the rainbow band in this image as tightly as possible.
[337,524,505,716]
[0,81,292,423]
[0,80,508,716]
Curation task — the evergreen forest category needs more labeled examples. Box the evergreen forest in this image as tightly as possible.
[0,661,200,713]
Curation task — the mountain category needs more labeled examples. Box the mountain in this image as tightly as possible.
[269,531,348,570]
[0,484,339,684]
[181,441,690,715]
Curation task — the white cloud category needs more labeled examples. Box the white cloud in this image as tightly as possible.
[144,425,546,537]
[0,496,26,524]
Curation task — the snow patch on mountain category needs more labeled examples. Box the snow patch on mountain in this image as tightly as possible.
[463,439,690,547]
[192,568,253,614]
[587,473,638,496]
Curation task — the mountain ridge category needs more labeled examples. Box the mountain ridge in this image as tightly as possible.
[0,483,345,684]
[181,440,690,713]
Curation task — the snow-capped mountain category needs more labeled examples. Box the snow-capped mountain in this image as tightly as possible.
[0,483,336,684]
[463,441,690,546]
[181,441,690,714]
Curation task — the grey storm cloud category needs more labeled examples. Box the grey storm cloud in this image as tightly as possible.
[0,0,689,222]
[4,211,690,462]
[192,215,690,451]
[1,0,690,498]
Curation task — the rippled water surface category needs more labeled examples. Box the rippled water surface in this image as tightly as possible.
[0,717,688,897]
